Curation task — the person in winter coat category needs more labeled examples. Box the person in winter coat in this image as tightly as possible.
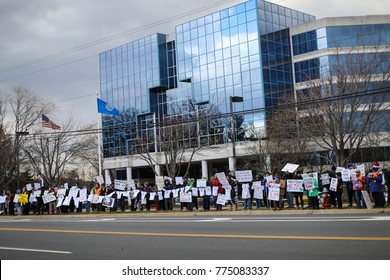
[367,162,384,208]
[352,170,366,209]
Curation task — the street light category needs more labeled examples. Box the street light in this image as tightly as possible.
[229,96,243,172]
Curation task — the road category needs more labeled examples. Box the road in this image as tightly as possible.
[0,214,390,259]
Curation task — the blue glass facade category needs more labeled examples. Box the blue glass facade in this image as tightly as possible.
[99,0,315,158]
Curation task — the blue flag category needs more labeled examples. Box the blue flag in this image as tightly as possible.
[97,98,119,116]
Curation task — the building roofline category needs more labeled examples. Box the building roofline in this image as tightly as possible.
[290,15,390,35]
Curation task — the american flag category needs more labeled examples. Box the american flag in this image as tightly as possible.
[42,114,61,130]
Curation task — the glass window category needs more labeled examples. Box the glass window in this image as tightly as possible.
[246,9,257,22]
[229,15,238,27]
[221,18,230,30]
[247,20,258,41]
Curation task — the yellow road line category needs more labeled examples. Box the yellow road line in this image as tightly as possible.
[0,227,389,241]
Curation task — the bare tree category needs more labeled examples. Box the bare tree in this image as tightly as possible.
[22,118,95,188]
[296,46,390,166]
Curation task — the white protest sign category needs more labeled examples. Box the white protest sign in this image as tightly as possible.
[241,183,251,199]
[34,183,41,190]
[252,181,264,199]
[192,187,198,196]
[95,175,104,185]
[64,183,69,189]
[264,175,273,184]
[268,184,280,201]
[361,190,373,209]
[235,170,253,183]
[287,180,304,192]
[0,196,6,204]
[330,178,338,192]
[158,191,163,200]
[79,188,87,202]
[224,185,232,201]
[172,189,179,198]
[199,188,205,197]
[114,180,126,191]
[321,173,330,185]
[205,187,212,196]
[342,169,351,182]
[212,186,219,196]
[105,175,112,186]
[175,177,184,185]
[42,193,57,204]
[149,192,156,201]
[127,180,135,190]
[164,190,172,199]
[56,198,63,207]
[29,194,36,203]
[216,194,226,205]
[281,163,299,173]
[91,195,99,204]
[57,188,66,196]
[13,194,19,203]
[68,188,79,198]
[196,179,207,188]
[357,164,365,176]
[156,176,165,190]
[179,192,192,203]
[215,172,229,186]
[103,196,114,208]
[26,184,32,191]
[62,196,71,206]
[33,190,41,197]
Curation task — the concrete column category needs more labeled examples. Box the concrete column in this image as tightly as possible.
[154,165,161,176]
[228,157,236,172]
[201,160,208,179]
[126,167,132,180]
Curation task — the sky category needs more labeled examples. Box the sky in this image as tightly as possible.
[0,0,389,127]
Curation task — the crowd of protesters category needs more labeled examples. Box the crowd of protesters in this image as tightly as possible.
[1,162,389,216]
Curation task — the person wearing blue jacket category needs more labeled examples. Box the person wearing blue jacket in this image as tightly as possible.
[367,162,384,208]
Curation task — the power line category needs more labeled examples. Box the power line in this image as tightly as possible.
[0,0,239,76]
[11,85,390,139]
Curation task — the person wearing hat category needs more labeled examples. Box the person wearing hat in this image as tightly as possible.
[352,169,366,209]
[367,162,384,208]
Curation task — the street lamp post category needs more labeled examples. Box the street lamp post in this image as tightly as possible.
[229,96,243,172]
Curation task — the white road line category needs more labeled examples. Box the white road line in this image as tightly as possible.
[0,246,72,254]
[0,219,32,222]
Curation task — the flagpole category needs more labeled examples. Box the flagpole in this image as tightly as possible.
[97,92,102,176]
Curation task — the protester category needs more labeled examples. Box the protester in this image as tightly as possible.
[367,162,385,208]
[353,170,366,209]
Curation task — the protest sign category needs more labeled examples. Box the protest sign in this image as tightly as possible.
[281,163,299,173]
[34,183,41,190]
[196,179,207,188]
[192,187,198,196]
[79,188,87,202]
[62,196,71,206]
[252,181,264,199]
[95,175,104,185]
[216,194,226,205]
[321,173,330,185]
[0,196,6,204]
[303,178,314,190]
[287,180,304,192]
[42,193,57,204]
[115,179,126,191]
[156,176,164,190]
[127,180,135,190]
[342,169,351,182]
[175,177,184,185]
[69,188,79,198]
[205,186,212,196]
[241,183,251,199]
[180,192,192,203]
[224,185,232,201]
[361,190,373,209]
[330,178,338,192]
[268,184,280,201]
[26,184,32,191]
[105,175,112,186]
[235,170,253,183]
[212,186,218,196]
[215,172,229,186]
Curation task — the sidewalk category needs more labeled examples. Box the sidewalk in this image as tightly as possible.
[1,205,389,219]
